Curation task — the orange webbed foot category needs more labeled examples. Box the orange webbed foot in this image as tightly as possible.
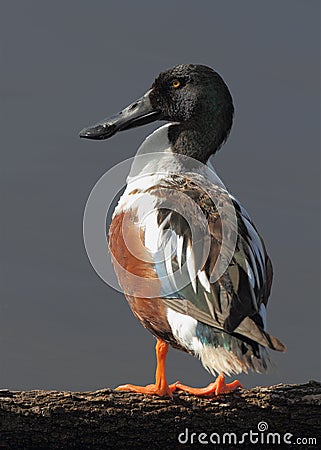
[115,340,179,397]
[175,373,242,396]
[115,381,178,397]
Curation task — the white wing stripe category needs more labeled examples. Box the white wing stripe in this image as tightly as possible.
[198,270,211,293]
[177,235,183,270]
[186,241,197,294]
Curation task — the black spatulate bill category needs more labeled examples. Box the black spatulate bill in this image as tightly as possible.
[79,91,161,140]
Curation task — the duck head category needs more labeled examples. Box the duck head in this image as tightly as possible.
[80,64,234,163]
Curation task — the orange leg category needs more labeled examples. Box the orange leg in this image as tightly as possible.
[115,339,178,397]
[175,373,242,396]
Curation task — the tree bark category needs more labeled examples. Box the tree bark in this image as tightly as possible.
[0,381,320,449]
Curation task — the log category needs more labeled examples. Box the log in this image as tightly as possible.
[0,381,320,449]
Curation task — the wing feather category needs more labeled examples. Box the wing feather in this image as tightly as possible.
[146,175,285,352]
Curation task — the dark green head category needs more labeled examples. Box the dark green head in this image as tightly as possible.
[80,64,234,163]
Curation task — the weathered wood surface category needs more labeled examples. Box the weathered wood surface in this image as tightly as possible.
[0,381,320,449]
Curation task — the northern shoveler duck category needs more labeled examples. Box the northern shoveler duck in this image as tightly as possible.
[80,64,285,397]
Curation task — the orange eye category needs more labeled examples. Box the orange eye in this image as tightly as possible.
[172,79,181,88]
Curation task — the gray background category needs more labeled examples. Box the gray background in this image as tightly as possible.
[1,1,320,391]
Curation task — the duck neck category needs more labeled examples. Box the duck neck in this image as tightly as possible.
[168,122,225,164]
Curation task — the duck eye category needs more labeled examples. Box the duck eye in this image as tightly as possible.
[172,79,181,89]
